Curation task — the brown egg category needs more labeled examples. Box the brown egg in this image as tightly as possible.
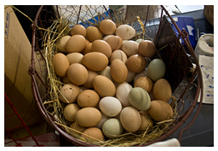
[81,127,105,141]
[77,89,100,107]
[56,35,71,53]
[83,70,98,88]
[61,76,71,84]
[70,122,86,134]
[110,49,127,64]
[126,54,147,73]
[86,26,103,42]
[66,52,83,64]
[106,35,123,51]
[103,35,114,41]
[111,59,128,83]
[134,76,153,93]
[99,19,116,35]
[147,100,173,121]
[82,52,108,71]
[93,75,116,97]
[138,40,156,58]
[63,103,80,122]
[75,107,102,127]
[70,24,86,37]
[120,106,141,132]
[139,111,153,131]
[65,35,86,53]
[86,40,91,45]
[52,53,70,77]
[58,83,81,103]
[82,43,92,54]
[92,40,112,58]
[67,63,88,85]
[152,78,172,102]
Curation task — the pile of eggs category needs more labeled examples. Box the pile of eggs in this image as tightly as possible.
[53,19,173,142]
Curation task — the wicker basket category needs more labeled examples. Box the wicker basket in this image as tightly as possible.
[29,5,203,146]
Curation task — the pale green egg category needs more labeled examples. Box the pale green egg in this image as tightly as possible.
[128,87,151,111]
[102,118,123,138]
[147,59,166,82]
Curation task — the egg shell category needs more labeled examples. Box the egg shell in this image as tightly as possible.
[59,83,81,104]
[70,24,86,37]
[106,35,123,51]
[92,40,112,58]
[126,70,136,83]
[116,24,136,40]
[63,103,80,122]
[147,59,166,81]
[57,35,71,53]
[96,113,109,129]
[52,53,70,77]
[82,52,108,71]
[126,54,147,73]
[139,111,153,130]
[67,63,88,85]
[103,35,114,41]
[102,118,123,138]
[133,69,148,83]
[128,87,151,111]
[110,49,127,64]
[77,89,100,107]
[138,40,156,58]
[66,52,83,64]
[75,107,102,127]
[149,90,155,101]
[86,39,91,45]
[60,76,71,84]
[135,38,144,44]
[81,127,105,141]
[134,76,153,93]
[99,19,116,35]
[70,122,86,134]
[120,106,141,132]
[93,75,116,97]
[65,35,86,53]
[110,59,128,83]
[116,82,132,107]
[99,66,113,81]
[83,70,98,88]
[86,26,103,42]
[122,40,139,57]
[153,78,172,102]
[82,43,92,54]
[147,100,173,121]
[99,96,122,117]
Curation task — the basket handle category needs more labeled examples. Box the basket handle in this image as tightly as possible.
[160,5,204,143]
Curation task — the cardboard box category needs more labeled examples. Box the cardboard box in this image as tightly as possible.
[4,5,46,131]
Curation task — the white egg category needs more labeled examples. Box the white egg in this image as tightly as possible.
[99,97,122,117]
[116,24,136,40]
[96,113,109,129]
[116,82,132,107]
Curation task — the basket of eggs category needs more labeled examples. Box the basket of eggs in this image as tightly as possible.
[29,5,203,146]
